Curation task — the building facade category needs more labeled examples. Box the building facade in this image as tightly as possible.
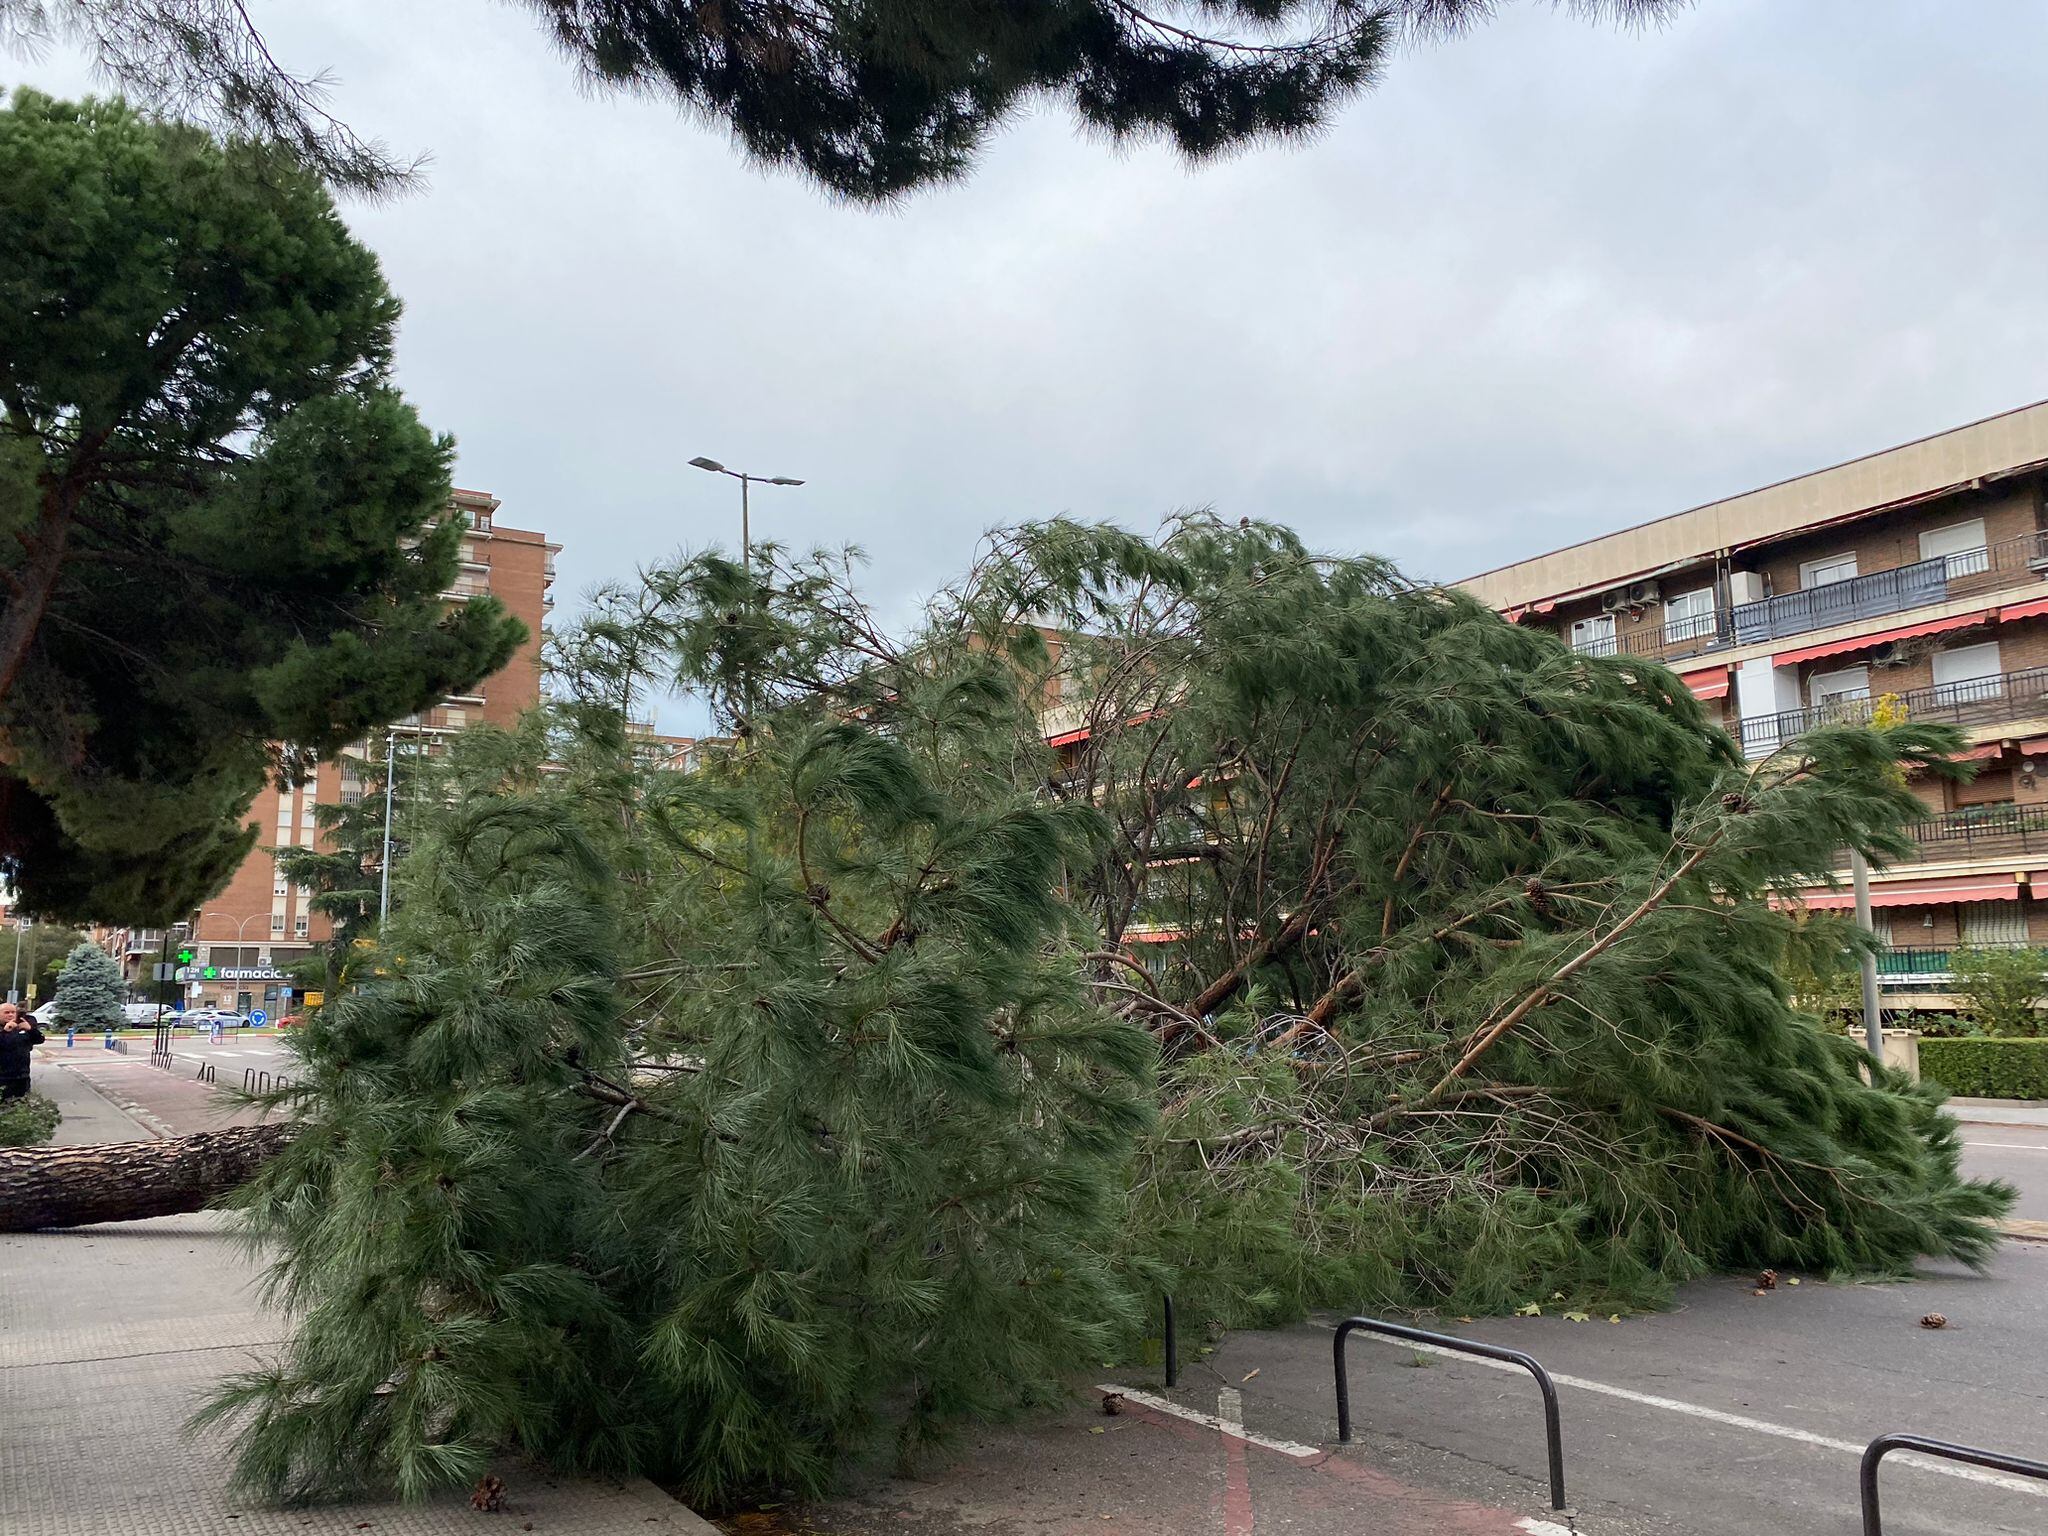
[1463,401,2048,1010]
[106,489,559,1013]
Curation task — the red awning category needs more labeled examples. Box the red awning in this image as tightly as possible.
[1775,609,1992,667]
[1678,667,1730,700]
[1950,743,2003,762]
[1793,873,2023,911]
[2023,737,2048,755]
[1046,726,1090,748]
[2000,596,2048,623]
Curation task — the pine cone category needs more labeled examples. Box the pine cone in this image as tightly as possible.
[1102,1391,1124,1416]
[1757,1269,1778,1291]
[470,1473,506,1512]
[1721,792,1750,814]
[1920,1312,1948,1330]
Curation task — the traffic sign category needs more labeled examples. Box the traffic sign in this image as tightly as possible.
[152,962,177,981]
[248,1008,267,1027]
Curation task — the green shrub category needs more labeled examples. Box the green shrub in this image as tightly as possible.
[1948,945,2048,1037]
[0,1091,61,1147]
[1920,1037,2048,1100]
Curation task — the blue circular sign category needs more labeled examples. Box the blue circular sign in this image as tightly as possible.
[248,1008,267,1026]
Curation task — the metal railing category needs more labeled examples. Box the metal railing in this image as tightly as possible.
[1570,530,2048,670]
[1742,662,2048,756]
[1860,1432,2048,1534]
[1332,1317,1566,1512]
[1873,940,2040,990]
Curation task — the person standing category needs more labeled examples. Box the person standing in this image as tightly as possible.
[0,1001,45,1100]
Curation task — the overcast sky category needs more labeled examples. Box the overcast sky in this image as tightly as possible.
[12,2,2048,727]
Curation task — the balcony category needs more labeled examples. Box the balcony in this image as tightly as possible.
[1740,662,2048,756]
[1875,940,2036,991]
[1569,530,2048,667]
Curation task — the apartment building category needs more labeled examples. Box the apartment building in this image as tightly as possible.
[1463,401,2048,1010]
[107,489,560,1013]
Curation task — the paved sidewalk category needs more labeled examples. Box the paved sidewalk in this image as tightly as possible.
[2,1071,711,1534]
[1949,1097,2048,1127]
[33,1041,268,1138]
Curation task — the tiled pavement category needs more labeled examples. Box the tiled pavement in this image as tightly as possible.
[2,1063,711,1535]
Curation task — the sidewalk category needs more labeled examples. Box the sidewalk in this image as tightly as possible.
[1948,1097,2048,1127]
[1,1065,712,1535]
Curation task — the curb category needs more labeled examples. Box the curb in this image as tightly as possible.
[1998,1218,2048,1244]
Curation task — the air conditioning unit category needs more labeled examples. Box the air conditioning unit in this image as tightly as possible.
[1600,589,1631,614]
[1727,571,1767,606]
[1870,641,1907,669]
[1627,580,1662,607]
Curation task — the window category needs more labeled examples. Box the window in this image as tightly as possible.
[1931,640,2003,704]
[269,914,285,936]
[293,914,309,938]
[1568,615,1616,656]
[1662,587,1716,644]
[1799,553,1859,588]
[1961,900,2027,948]
[1919,518,1989,579]
[1808,664,1870,708]
[273,877,287,897]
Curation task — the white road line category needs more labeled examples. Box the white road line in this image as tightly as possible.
[1516,1520,1573,1536]
[1097,1384,1321,1459]
[1327,1326,2048,1500]
[1217,1386,1246,1437]
[1964,1140,2048,1150]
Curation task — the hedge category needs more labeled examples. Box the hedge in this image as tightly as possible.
[1920,1037,2048,1101]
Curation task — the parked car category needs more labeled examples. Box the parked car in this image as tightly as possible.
[30,1001,59,1026]
[123,1002,167,1026]
[184,1007,248,1029]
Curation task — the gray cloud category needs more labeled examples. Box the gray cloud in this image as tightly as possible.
[12,0,2048,730]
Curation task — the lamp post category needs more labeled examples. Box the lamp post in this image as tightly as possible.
[686,457,804,571]
[6,918,24,1004]
[202,910,267,1015]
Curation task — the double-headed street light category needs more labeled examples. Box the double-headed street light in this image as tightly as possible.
[687,457,804,570]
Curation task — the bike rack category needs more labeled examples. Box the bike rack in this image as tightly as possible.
[1333,1317,1567,1512]
[193,1061,215,1085]
[1861,1433,2048,1534]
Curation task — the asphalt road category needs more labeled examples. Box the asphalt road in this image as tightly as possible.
[1961,1118,2048,1221]
[791,1107,2048,1536]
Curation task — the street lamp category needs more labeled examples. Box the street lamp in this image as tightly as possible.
[687,457,805,571]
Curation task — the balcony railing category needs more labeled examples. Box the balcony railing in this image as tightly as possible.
[1740,662,2048,756]
[1875,940,2036,990]
[1568,530,2048,667]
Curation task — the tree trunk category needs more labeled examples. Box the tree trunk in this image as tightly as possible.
[0,1122,293,1231]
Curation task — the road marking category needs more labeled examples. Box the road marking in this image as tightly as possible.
[1964,1140,2048,1150]
[1098,1385,1321,1459]
[1516,1521,1573,1536]
[1329,1327,2048,1500]
[1216,1388,1255,1536]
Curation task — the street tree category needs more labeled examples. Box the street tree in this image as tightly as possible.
[0,90,526,924]
[4,1,1680,201]
[0,923,89,995]
[52,940,125,1029]
[5,523,2011,1508]
[947,517,2009,1317]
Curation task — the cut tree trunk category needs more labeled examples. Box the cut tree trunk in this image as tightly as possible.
[0,1122,294,1231]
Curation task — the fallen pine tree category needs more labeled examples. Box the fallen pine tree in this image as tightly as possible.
[50,517,2001,1509]
[0,1122,293,1231]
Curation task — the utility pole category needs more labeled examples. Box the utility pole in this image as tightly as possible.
[379,730,399,924]
[7,918,24,1003]
[1850,849,1884,1062]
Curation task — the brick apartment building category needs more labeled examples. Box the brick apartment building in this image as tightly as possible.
[106,488,559,1013]
[1463,400,2048,1010]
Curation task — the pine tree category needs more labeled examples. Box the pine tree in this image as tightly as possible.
[53,941,125,1030]
[195,523,2009,1509]
[950,516,2011,1318]
[202,566,1154,1506]
[4,2,1678,201]
[0,90,525,924]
